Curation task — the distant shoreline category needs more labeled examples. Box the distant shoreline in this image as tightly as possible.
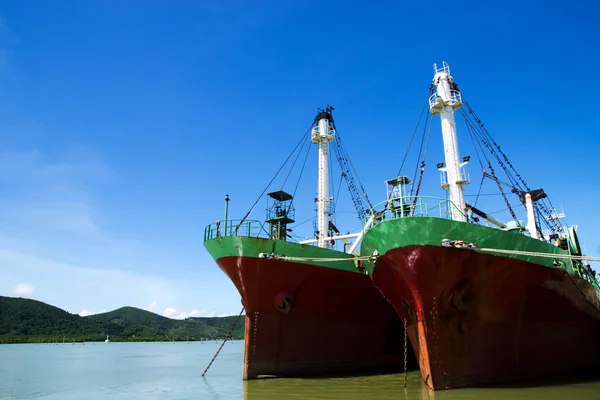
[0,338,244,344]
[0,296,246,345]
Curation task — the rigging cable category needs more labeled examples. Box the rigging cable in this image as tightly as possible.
[335,173,344,217]
[235,122,316,233]
[489,160,518,222]
[459,105,521,225]
[408,108,429,197]
[329,141,337,234]
[280,134,310,189]
[411,112,433,199]
[291,138,312,200]
[461,101,525,190]
[463,114,486,207]
[397,94,432,177]
[460,101,558,237]
[461,100,563,234]
[331,123,374,222]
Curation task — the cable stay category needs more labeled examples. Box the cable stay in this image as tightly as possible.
[225,106,375,251]
[409,105,433,201]
[330,120,373,223]
[233,122,315,236]
[376,89,434,217]
[458,100,564,237]
[382,65,575,252]
[397,93,433,175]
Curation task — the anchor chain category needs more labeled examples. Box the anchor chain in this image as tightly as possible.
[251,311,259,372]
[403,317,408,388]
[367,272,410,388]
[201,307,245,377]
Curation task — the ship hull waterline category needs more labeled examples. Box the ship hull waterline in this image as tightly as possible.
[369,243,600,390]
[206,236,416,379]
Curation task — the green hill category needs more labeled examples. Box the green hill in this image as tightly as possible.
[87,306,176,337]
[0,296,245,344]
[88,306,174,328]
[0,296,110,342]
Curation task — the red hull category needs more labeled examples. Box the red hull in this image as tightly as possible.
[373,245,600,390]
[217,256,412,378]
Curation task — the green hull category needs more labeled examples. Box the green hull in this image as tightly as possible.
[361,217,571,272]
[204,236,359,272]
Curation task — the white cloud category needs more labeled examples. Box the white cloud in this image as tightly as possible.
[163,307,178,318]
[0,248,175,315]
[147,301,157,312]
[191,309,216,318]
[78,309,106,317]
[12,283,34,295]
[163,308,190,319]
[218,312,237,317]
[163,308,217,319]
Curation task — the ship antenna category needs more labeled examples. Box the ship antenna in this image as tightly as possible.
[429,62,469,222]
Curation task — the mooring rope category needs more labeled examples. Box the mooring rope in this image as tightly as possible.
[201,307,245,377]
[473,248,600,262]
[441,239,600,262]
[261,246,600,264]
[257,251,379,263]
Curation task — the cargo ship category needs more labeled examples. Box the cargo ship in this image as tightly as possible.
[360,62,600,390]
[203,106,410,379]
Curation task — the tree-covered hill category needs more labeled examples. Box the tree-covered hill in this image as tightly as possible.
[0,296,109,340]
[0,296,244,344]
[88,306,174,329]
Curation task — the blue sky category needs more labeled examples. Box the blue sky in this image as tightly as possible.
[0,0,598,318]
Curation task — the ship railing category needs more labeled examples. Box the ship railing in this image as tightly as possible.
[449,90,462,107]
[440,170,448,187]
[203,219,270,241]
[461,167,470,183]
[439,168,469,188]
[433,61,450,75]
[428,92,439,109]
[429,91,462,109]
[364,196,467,227]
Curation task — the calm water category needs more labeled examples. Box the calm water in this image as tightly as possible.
[1,341,599,399]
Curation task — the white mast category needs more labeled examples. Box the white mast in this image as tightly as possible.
[524,193,539,239]
[429,62,469,222]
[311,106,335,248]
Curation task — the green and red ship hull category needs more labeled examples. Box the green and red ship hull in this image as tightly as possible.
[204,236,411,379]
[361,217,600,390]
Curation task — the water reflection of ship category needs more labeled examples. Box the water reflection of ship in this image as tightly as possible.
[242,371,600,400]
[242,374,432,400]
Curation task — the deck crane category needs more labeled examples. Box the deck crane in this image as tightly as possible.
[327,108,373,224]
